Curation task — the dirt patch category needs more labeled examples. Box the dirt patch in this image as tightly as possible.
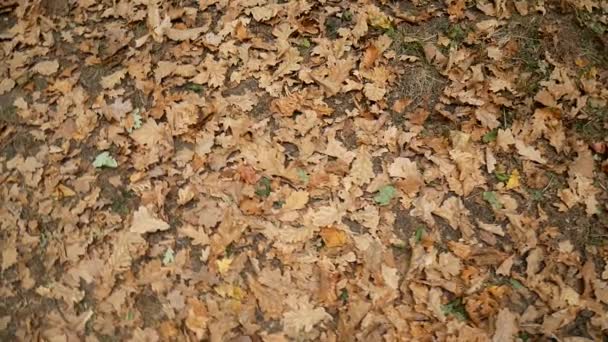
[41,0,69,17]
[134,291,166,328]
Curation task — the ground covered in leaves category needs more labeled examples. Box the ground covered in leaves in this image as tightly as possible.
[1,0,608,340]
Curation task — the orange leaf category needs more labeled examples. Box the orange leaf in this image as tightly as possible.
[319,227,348,248]
[361,45,379,69]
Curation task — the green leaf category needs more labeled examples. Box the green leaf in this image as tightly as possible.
[255,177,271,197]
[414,227,425,243]
[518,332,530,342]
[482,191,503,209]
[186,83,204,93]
[374,185,396,206]
[509,278,524,290]
[300,38,311,48]
[93,151,118,168]
[342,10,352,21]
[339,288,349,303]
[495,171,509,182]
[482,129,498,143]
[441,298,468,321]
[162,247,175,266]
[296,168,309,184]
[133,111,142,129]
[530,189,543,201]
[127,110,143,133]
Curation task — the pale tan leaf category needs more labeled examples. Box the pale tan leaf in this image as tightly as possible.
[1,244,17,271]
[350,148,375,186]
[310,205,342,227]
[381,265,400,289]
[166,27,206,41]
[477,221,505,236]
[363,83,386,101]
[32,60,59,76]
[283,307,331,337]
[515,140,546,164]
[0,78,15,95]
[130,206,170,234]
[388,157,423,196]
[283,191,309,211]
[492,308,518,342]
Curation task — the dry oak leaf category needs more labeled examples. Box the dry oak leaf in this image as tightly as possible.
[320,226,348,248]
[0,78,15,95]
[477,221,505,236]
[361,45,379,69]
[350,148,375,186]
[492,308,519,342]
[131,119,164,146]
[381,265,400,289]
[283,307,331,337]
[100,68,127,89]
[310,205,343,227]
[515,140,546,164]
[1,243,17,271]
[130,206,170,234]
[247,275,284,319]
[363,83,386,101]
[283,190,309,210]
[388,157,423,196]
[166,27,206,41]
[32,60,59,76]
[185,297,208,340]
[312,57,355,96]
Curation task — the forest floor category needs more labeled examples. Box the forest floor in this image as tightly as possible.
[1,0,608,341]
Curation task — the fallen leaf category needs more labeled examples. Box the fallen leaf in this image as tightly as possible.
[283,307,331,337]
[361,45,379,69]
[130,206,170,234]
[185,298,208,340]
[374,185,396,206]
[32,60,59,76]
[283,191,309,210]
[505,169,520,190]
[93,151,118,168]
[492,308,518,341]
[100,69,127,89]
[320,227,348,248]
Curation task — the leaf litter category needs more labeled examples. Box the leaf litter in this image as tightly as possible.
[1,0,608,341]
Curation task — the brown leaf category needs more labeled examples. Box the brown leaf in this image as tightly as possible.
[392,98,412,113]
[283,307,331,337]
[247,274,284,319]
[100,68,127,89]
[492,308,519,342]
[185,298,208,340]
[240,198,262,215]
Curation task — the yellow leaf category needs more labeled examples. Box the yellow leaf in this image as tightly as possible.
[319,227,348,248]
[216,258,232,274]
[370,15,392,30]
[505,169,520,190]
[54,184,76,198]
[214,284,245,300]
